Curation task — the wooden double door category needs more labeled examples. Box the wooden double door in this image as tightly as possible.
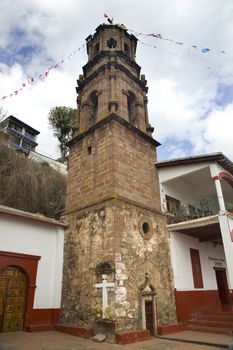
[0,267,27,332]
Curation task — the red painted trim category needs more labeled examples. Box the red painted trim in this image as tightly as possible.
[157,323,186,335]
[0,250,41,261]
[0,250,40,330]
[212,172,233,188]
[26,308,61,332]
[54,324,94,338]
[115,330,151,344]
[175,290,219,322]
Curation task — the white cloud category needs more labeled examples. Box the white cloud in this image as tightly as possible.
[0,0,233,161]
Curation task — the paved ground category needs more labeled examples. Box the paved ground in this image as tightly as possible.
[0,331,232,350]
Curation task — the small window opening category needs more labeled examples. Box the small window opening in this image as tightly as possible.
[88,146,92,155]
[89,91,98,125]
[142,222,149,234]
[107,37,117,49]
[94,43,100,55]
[124,43,129,55]
[127,91,137,124]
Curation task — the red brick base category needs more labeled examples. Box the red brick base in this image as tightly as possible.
[157,323,186,335]
[115,330,151,344]
[54,324,94,338]
[26,324,54,332]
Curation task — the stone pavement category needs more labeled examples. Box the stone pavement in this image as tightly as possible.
[0,331,232,350]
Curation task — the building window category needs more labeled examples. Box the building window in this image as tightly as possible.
[124,43,129,55]
[24,130,35,140]
[107,37,117,49]
[190,248,204,288]
[22,141,31,151]
[10,123,22,133]
[94,43,100,55]
[165,195,181,215]
[10,136,21,146]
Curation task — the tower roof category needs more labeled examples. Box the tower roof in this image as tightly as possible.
[86,23,138,46]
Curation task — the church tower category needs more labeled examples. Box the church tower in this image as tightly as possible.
[61,24,177,338]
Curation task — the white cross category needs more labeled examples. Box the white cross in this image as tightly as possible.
[95,274,114,317]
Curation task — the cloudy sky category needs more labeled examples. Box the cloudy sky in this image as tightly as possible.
[0,0,233,161]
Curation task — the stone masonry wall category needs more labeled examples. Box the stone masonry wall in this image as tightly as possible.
[66,119,161,214]
[61,200,177,330]
[113,201,177,331]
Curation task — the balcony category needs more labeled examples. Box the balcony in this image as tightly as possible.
[166,199,233,224]
[7,127,38,147]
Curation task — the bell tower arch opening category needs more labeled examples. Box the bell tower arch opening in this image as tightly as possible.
[89,90,98,125]
[127,91,137,125]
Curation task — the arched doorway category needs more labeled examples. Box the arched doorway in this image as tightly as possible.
[0,266,28,332]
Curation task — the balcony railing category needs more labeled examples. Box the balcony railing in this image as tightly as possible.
[166,199,222,224]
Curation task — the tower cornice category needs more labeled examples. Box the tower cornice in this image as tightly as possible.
[67,113,160,148]
[77,61,147,94]
[83,50,141,75]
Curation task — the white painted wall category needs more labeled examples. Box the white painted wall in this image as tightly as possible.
[0,215,64,309]
[29,151,67,175]
[170,231,226,291]
[158,163,211,183]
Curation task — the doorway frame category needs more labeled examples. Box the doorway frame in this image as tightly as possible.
[214,267,231,304]
[139,273,157,335]
[0,251,40,330]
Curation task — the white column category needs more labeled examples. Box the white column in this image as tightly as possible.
[214,178,226,212]
[52,227,64,308]
[219,213,233,290]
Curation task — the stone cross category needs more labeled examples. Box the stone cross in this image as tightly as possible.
[95,274,114,316]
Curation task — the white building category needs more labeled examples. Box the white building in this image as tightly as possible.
[156,152,233,334]
[0,205,65,332]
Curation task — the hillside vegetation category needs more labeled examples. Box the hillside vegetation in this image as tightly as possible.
[0,138,66,218]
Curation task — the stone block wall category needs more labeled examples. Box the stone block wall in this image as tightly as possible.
[66,118,161,214]
[61,199,177,331]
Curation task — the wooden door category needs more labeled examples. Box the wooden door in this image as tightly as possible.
[145,300,154,335]
[0,267,27,332]
[215,268,231,304]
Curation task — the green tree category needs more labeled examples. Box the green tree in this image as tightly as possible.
[48,106,77,163]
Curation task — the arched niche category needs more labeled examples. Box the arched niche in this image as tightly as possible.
[127,91,137,125]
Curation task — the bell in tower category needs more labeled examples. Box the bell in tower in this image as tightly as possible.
[61,24,177,341]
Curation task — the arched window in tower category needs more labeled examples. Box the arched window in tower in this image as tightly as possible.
[124,43,130,55]
[107,37,117,49]
[127,91,137,125]
[89,90,98,125]
[94,43,100,55]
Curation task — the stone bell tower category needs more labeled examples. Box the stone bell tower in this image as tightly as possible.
[61,24,177,338]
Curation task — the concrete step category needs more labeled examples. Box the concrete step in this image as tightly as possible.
[187,324,233,335]
[188,319,233,329]
[191,314,233,322]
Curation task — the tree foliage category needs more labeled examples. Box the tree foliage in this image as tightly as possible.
[48,106,76,163]
[0,138,66,217]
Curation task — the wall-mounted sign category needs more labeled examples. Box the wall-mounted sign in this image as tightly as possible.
[208,257,225,262]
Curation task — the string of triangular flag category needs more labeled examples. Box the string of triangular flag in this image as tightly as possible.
[1,44,85,101]
[103,14,226,56]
